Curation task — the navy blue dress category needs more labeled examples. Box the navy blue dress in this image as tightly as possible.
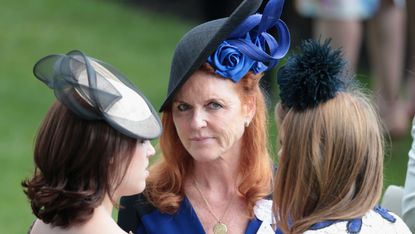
[118,194,267,234]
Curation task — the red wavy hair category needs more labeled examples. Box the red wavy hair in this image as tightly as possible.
[145,64,273,217]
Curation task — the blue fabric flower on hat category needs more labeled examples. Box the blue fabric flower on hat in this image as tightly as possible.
[208,41,256,82]
[207,0,290,82]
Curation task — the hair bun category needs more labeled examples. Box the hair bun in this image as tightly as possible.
[277,39,347,111]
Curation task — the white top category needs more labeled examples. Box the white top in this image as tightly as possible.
[403,117,415,232]
[303,209,411,234]
[253,199,276,234]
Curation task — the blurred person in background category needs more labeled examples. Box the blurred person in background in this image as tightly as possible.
[295,0,408,138]
[402,117,415,232]
[381,116,415,232]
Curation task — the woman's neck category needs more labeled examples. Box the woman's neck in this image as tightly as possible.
[191,140,242,196]
[192,163,238,193]
[100,195,115,215]
[80,195,123,233]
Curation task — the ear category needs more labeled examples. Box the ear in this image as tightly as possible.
[243,95,256,124]
[274,102,286,128]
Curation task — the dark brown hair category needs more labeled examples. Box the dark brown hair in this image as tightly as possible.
[22,100,137,228]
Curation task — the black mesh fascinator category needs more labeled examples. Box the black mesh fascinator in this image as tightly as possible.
[277,39,347,111]
[33,50,162,140]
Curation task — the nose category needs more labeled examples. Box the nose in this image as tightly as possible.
[190,109,207,129]
[147,141,156,157]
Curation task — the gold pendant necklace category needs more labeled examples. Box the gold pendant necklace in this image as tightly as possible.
[193,178,235,234]
[213,222,228,234]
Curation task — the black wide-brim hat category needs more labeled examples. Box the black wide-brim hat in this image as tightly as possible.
[159,0,263,111]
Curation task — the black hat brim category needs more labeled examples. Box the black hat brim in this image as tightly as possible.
[159,0,263,112]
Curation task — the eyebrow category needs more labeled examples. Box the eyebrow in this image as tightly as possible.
[173,97,226,104]
[172,100,189,106]
[206,98,225,103]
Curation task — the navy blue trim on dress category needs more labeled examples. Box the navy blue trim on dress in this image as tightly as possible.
[374,205,396,223]
[118,193,265,234]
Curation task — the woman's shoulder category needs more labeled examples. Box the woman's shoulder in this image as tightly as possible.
[29,218,129,234]
[303,206,411,234]
[119,193,156,215]
[118,193,157,233]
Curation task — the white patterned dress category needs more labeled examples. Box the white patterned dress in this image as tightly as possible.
[276,206,411,234]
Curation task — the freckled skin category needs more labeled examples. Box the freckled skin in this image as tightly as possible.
[172,71,251,163]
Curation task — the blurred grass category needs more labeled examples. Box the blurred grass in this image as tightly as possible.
[352,73,412,191]
[0,0,411,233]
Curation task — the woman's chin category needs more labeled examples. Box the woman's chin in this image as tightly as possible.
[190,152,222,163]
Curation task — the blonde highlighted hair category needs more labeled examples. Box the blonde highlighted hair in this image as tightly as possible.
[273,91,384,233]
[145,64,273,216]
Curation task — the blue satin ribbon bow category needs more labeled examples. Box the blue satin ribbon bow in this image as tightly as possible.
[208,0,290,82]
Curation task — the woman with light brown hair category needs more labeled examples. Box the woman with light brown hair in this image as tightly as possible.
[117,0,290,233]
[273,40,411,234]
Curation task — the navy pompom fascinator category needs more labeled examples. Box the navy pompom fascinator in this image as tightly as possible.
[277,39,347,111]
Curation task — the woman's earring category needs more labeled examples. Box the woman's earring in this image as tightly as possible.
[244,119,250,127]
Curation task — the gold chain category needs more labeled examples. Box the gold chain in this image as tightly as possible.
[193,178,235,224]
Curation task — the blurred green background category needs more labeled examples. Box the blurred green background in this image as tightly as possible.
[0,0,411,233]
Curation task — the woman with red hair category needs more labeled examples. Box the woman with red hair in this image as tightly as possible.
[118,0,290,233]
